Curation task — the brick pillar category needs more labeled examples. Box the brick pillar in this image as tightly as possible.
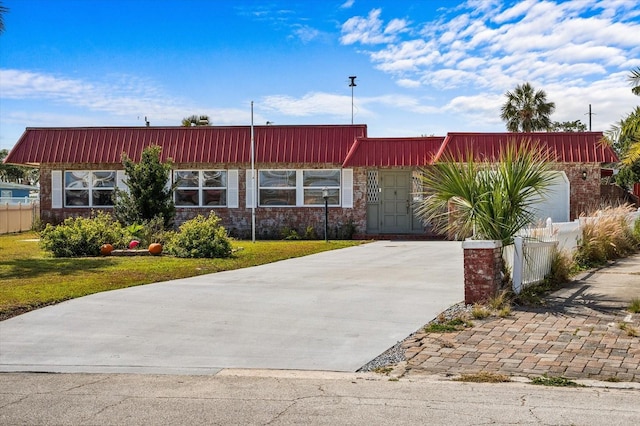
[461,240,503,304]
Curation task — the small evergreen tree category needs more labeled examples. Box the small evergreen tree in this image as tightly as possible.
[114,145,175,228]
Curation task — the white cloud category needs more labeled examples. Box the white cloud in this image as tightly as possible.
[366,94,439,114]
[261,92,358,117]
[341,0,640,108]
[260,90,438,117]
[340,9,404,45]
[384,18,409,35]
[0,69,181,117]
[340,0,355,9]
[444,93,504,127]
[292,25,322,43]
[396,78,421,88]
[492,0,537,23]
[0,68,254,131]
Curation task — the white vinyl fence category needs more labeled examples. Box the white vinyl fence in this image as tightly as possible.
[504,209,640,294]
[0,202,40,234]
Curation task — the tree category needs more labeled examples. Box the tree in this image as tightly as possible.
[0,149,39,184]
[113,145,175,228]
[630,67,640,96]
[0,1,8,35]
[415,141,555,246]
[606,68,640,189]
[181,115,210,126]
[500,82,556,132]
[550,120,587,132]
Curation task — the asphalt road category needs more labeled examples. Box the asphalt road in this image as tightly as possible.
[1,371,639,425]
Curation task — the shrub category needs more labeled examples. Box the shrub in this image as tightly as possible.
[124,217,170,247]
[40,211,125,257]
[334,219,358,239]
[166,212,232,258]
[547,249,573,285]
[633,217,640,243]
[575,205,639,268]
[471,304,491,319]
[281,227,302,240]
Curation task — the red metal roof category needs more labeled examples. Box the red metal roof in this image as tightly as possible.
[5,127,619,167]
[342,137,445,167]
[4,125,368,166]
[434,132,618,163]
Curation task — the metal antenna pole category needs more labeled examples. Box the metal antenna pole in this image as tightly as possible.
[586,104,595,131]
[349,76,357,124]
[251,101,256,243]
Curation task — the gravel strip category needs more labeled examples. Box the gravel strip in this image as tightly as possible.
[357,302,472,372]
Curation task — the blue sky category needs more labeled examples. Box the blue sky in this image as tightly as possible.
[1,0,639,151]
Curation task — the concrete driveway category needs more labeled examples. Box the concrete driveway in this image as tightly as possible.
[0,241,463,374]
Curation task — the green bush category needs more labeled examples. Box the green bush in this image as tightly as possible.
[166,212,232,258]
[40,211,125,257]
[124,217,170,247]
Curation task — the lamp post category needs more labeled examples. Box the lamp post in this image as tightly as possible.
[322,187,329,242]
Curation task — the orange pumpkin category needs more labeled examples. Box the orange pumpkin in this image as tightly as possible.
[100,243,114,256]
[148,243,163,255]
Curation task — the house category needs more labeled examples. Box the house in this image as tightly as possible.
[3,125,618,238]
[0,181,39,204]
[433,132,619,222]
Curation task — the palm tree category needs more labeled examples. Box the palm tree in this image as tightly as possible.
[500,82,556,132]
[630,67,640,96]
[181,114,210,126]
[415,141,555,246]
[0,1,8,34]
[607,68,640,189]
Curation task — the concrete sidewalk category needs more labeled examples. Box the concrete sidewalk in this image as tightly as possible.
[399,253,640,382]
[0,241,463,374]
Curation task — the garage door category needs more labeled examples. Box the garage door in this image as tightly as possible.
[530,171,569,223]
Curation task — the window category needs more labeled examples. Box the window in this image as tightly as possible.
[259,170,296,206]
[257,169,341,207]
[174,170,227,207]
[64,171,115,207]
[303,170,340,206]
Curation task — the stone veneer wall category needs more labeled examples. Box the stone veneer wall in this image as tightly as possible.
[38,163,367,238]
[553,163,602,220]
[37,162,607,235]
[461,240,503,304]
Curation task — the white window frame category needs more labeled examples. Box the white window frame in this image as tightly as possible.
[302,169,341,206]
[257,169,343,207]
[174,170,228,207]
[258,169,297,207]
[63,170,116,208]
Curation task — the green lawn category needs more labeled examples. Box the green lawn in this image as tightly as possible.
[0,232,363,320]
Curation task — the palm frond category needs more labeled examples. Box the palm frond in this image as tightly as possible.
[629,67,640,96]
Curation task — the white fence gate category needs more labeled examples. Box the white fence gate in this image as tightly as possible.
[503,219,559,294]
[505,209,640,294]
[508,236,557,294]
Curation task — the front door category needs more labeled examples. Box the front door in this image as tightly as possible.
[380,171,411,233]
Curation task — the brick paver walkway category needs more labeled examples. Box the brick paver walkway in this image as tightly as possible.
[399,258,640,382]
[401,307,639,381]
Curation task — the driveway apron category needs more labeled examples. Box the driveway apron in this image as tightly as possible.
[0,241,463,374]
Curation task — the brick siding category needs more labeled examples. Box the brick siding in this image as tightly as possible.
[462,240,503,304]
[38,163,367,238]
